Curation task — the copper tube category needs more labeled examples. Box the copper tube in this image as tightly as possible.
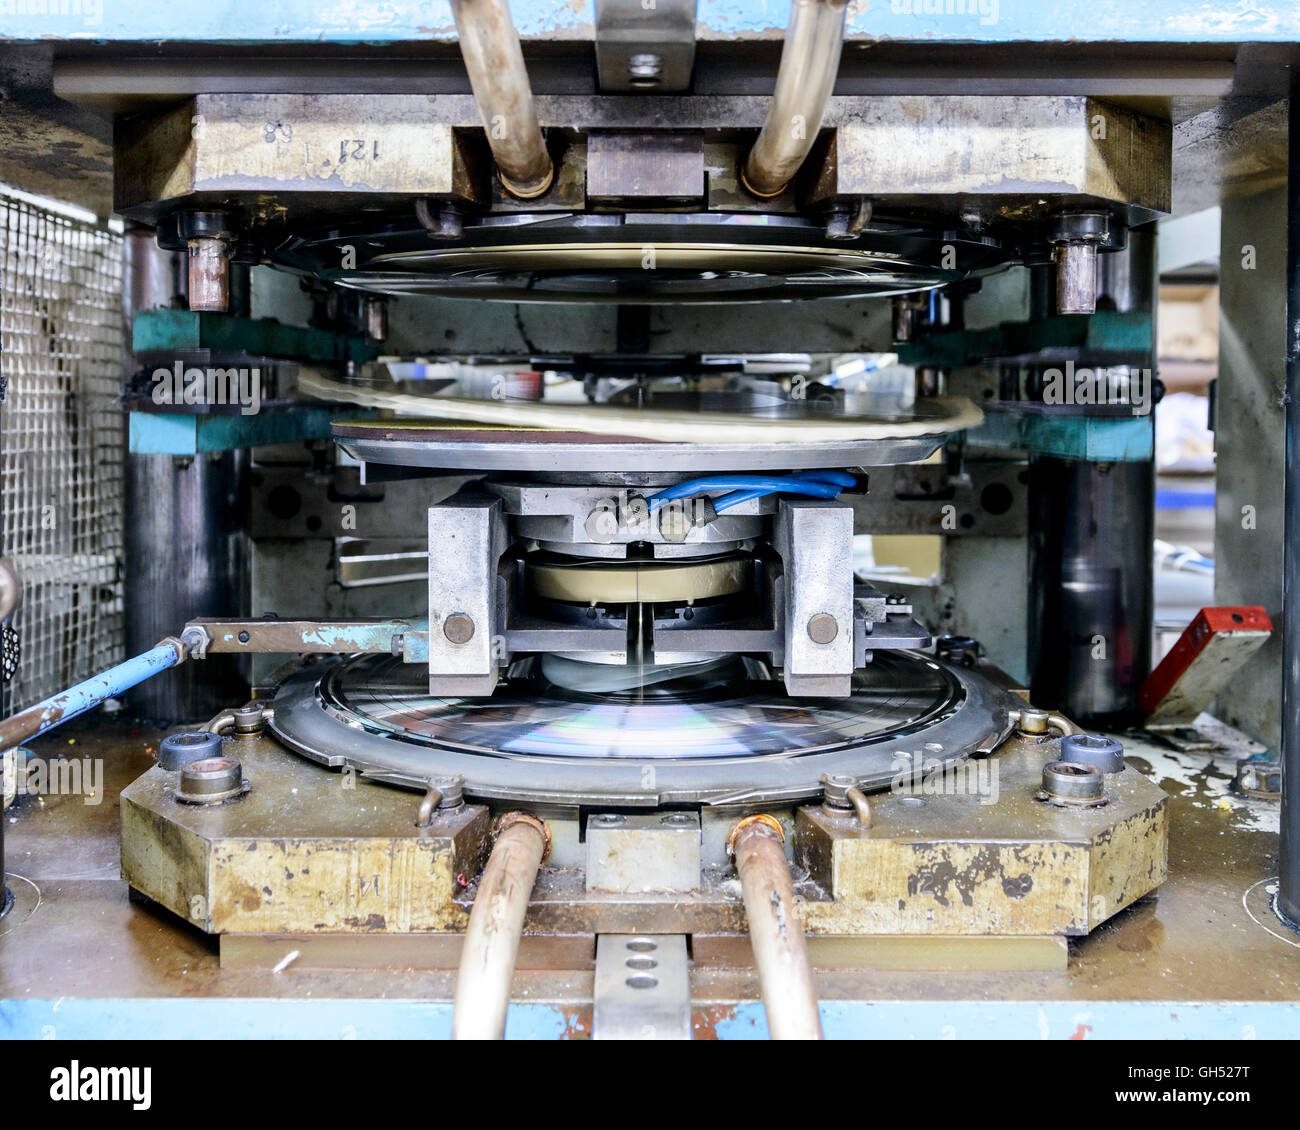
[728,815,824,1040]
[741,0,848,198]
[452,811,550,1039]
[449,0,553,199]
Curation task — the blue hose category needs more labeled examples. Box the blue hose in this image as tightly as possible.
[648,470,857,515]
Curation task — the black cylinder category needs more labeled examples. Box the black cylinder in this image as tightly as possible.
[1028,457,1154,728]
[124,451,249,723]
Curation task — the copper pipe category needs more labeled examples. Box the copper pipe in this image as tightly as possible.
[449,0,554,199]
[728,815,824,1040]
[452,811,550,1039]
[741,0,848,198]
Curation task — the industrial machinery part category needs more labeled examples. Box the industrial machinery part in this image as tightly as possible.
[0,639,187,756]
[452,811,550,1040]
[158,731,222,771]
[728,814,823,1039]
[448,0,553,199]
[1038,760,1107,807]
[741,0,848,199]
[1059,733,1126,775]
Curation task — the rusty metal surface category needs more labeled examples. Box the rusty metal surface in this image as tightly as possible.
[1,715,1298,1014]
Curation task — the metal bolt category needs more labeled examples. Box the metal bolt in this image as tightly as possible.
[443,613,475,645]
[807,612,839,645]
[590,813,627,828]
[585,505,619,544]
[660,812,695,827]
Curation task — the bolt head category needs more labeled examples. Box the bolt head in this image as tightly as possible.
[807,612,839,645]
[442,613,475,645]
[585,506,618,544]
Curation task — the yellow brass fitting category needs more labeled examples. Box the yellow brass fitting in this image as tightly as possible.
[495,809,552,864]
[726,812,786,859]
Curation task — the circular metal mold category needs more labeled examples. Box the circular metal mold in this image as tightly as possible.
[268,651,1017,808]
[333,423,946,473]
[276,213,1011,306]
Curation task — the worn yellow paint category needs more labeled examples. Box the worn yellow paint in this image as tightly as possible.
[207,836,469,934]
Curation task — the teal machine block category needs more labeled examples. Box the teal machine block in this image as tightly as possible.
[971,412,1154,462]
[133,310,378,365]
[129,408,345,455]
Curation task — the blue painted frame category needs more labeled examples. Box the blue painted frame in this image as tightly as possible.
[0,1,1296,45]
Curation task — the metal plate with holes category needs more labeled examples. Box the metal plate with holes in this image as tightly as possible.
[268,650,1018,807]
[593,935,692,1040]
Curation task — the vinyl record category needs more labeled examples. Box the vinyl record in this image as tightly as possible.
[317,651,965,762]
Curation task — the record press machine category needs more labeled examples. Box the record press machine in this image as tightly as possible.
[0,0,1298,1040]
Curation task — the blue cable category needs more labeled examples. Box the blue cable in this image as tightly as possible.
[646,470,858,514]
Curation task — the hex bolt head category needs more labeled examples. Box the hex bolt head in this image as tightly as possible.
[1060,732,1125,774]
[807,612,839,645]
[585,505,619,544]
[159,730,221,771]
[442,613,475,645]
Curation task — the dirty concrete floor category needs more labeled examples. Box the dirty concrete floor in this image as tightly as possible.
[2,714,1298,1031]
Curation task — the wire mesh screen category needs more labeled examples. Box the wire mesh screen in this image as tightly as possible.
[0,194,124,714]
